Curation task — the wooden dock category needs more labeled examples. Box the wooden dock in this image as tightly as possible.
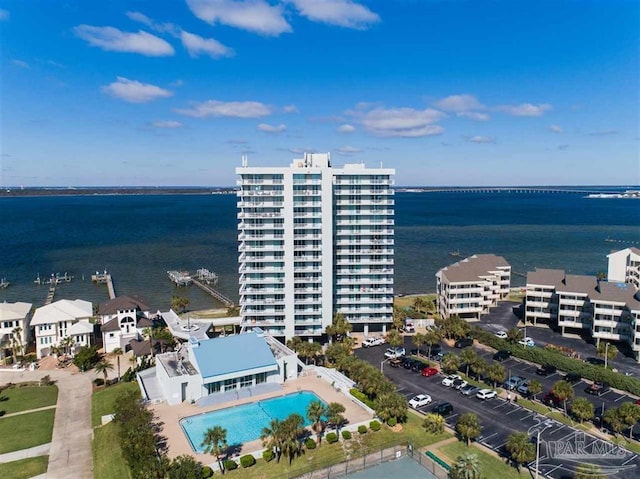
[191,277,234,307]
[92,271,116,299]
[44,283,56,305]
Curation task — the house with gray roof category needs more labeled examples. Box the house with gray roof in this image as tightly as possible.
[98,295,153,353]
[525,268,566,325]
[138,330,299,405]
[436,254,511,320]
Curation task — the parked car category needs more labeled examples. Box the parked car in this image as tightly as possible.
[585,382,610,396]
[388,358,403,368]
[455,337,474,348]
[460,385,481,396]
[431,402,454,416]
[384,347,406,359]
[563,372,581,385]
[362,337,385,348]
[476,389,497,400]
[362,338,384,348]
[536,364,557,376]
[442,374,462,387]
[516,379,530,395]
[542,391,563,408]
[408,394,433,409]
[586,357,606,366]
[421,367,439,377]
[410,348,427,357]
[636,398,640,406]
[503,375,526,390]
[411,360,426,372]
[493,349,512,362]
[495,331,508,339]
[433,351,445,362]
[404,322,416,333]
[452,378,468,390]
[403,358,417,369]
[518,337,535,347]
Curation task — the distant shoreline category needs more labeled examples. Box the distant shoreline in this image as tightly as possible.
[0,187,237,198]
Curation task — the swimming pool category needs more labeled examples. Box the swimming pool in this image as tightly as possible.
[180,391,327,452]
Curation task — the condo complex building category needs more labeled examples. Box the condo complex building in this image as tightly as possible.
[236,153,395,340]
[525,247,640,362]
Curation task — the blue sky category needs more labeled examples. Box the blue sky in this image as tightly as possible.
[1,0,638,186]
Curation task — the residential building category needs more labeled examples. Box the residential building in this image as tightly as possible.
[607,247,640,289]
[0,302,32,361]
[435,254,511,320]
[556,275,598,333]
[236,153,394,340]
[137,330,298,405]
[31,299,93,359]
[98,295,153,353]
[524,269,565,326]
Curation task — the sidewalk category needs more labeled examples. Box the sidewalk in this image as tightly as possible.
[0,443,51,463]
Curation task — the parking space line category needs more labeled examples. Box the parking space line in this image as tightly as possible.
[521,412,534,421]
[481,432,498,443]
[546,464,563,476]
[622,455,637,466]
[615,394,627,402]
[492,401,509,409]
[506,407,523,415]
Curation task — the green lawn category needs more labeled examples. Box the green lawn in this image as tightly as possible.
[91,382,140,427]
[438,442,530,479]
[518,398,590,431]
[0,385,58,415]
[0,456,49,479]
[611,436,640,455]
[0,409,56,454]
[93,422,131,479]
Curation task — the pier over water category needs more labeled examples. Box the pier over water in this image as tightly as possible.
[397,187,623,195]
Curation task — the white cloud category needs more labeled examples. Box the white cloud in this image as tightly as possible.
[12,59,30,69]
[0,9,9,21]
[467,135,495,144]
[257,123,286,133]
[457,111,490,121]
[126,11,153,26]
[176,100,273,118]
[74,25,174,56]
[435,94,484,112]
[283,104,298,113]
[186,0,292,36]
[126,11,181,36]
[290,0,380,29]
[549,124,563,133]
[102,77,173,103]
[151,120,182,128]
[349,105,445,138]
[336,146,362,155]
[497,103,552,116]
[181,31,234,58]
[338,124,356,133]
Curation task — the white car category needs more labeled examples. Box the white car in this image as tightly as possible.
[441,374,462,387]
[518,337,535,347]
[362,337,384,348]
[408,394,433,409]
[384,347,406,359]
[476,389,497,400]
[495,331,508,339]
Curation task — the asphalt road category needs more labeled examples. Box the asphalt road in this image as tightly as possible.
[356,341,640,479]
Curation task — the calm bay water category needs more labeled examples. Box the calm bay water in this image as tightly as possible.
[1,191,638,311]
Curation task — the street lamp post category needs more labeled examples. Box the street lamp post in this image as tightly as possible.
[380,359,386,373]
[535,429,541,479]
[604,342,609,369]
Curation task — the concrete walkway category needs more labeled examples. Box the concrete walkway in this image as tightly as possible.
[0,368,93,479]
[1,405,57,418]
[0,443,51,463]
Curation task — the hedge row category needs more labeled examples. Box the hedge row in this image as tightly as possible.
[472,327,640,397]
[349,388,375,409]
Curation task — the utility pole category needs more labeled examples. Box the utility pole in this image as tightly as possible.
[604,342,609,369]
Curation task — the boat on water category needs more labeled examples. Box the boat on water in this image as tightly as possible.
[586,190,640,199]
[0,278,9,289]
[34,272,74,285]
[449,250,461,257]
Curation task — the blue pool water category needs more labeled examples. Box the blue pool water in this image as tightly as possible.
[180,391,326,452]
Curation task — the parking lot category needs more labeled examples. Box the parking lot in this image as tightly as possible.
[356,343,640,478]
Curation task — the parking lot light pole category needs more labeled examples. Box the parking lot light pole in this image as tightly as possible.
[381,359,386,373]
[535,429,541,479]
[604,342,609,369]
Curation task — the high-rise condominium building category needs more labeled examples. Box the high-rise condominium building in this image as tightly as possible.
[236,153,395,340]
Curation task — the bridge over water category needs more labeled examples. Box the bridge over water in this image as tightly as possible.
[398,187,620,194]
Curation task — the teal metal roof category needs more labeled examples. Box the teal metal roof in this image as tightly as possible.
[191,333,278,379]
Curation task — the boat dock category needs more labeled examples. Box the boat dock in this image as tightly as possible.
[0,278,8,289]
[91,270,116,299]
[191,277,235,307]
[195,268,218,284]
[45,283,56,305]
[167,270,193,286]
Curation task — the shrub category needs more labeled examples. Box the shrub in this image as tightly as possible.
[305,438,316,449]
[240,455,256,468]
[341,430,352,440]
[369,420,381,431]
[349,388,374,408]
[387,417,397,427]
[358,425,367,434]
[201,465,213,478]
[326,432,339,444]
[223,460,237,471]
[262,450,275,462]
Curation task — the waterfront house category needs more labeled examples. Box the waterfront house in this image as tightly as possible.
[607,247,640,289]
[137,330,298,405]
[436,254,511,320]
[98,295,153,353]
[31,299,94,359]
[0,301,32,362]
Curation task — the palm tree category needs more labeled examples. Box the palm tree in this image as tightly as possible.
[412,332,427,357]
[527,379,543,400]
[94,359,114,386]
[617,402,640,439]
[112,347,123,382]
[326,402,346,436]
[261,418,284,462]
[143,327,155,357]
[373,391,408,424]
[505,431,535,471]
[486,363,506,388]
[424,327,443,358]
[10,327,23,364]
[552,380,574,416]
[596,341,618,368]
[413,296,426,313]
[603,407,625,436]
[306,400,327,444]
[460,348,478,377]
[469,357,487,381]
[385,329,403,348]
[455,413,481,446]
[423,413,445,434]
[506,327,523,344]
[171,295,190,313]
[450,452,480,479]
[59,336,75,356]
[201,426,228,473]
[280,413,304,465]
[570,397,595,423]
[326,312,352,343]
[441,352,460,374]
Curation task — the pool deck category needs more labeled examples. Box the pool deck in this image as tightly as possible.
[151,374,375,466]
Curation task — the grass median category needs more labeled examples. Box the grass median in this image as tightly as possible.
[0,385,58,415]
[91,382,139,427]
[0,409,56,454]
[437,442,529,479]
[0,456,49,479]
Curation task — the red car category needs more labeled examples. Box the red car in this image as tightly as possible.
[635,398,640,406]
[422,367,439,377]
